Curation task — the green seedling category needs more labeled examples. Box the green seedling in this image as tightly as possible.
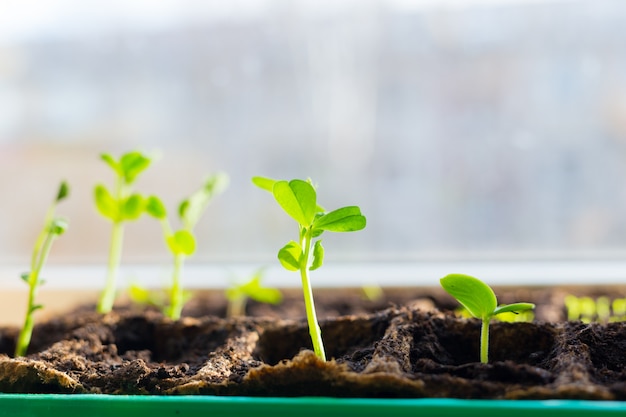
[15,181,69,357]
[564,295,626,323]
[225,269,282,318]
[440,273,535,364]
[146,173,228,320]
[253,176,366,361]
[361,283,384,302]
[127,282,193,315]
[94,151,153,314]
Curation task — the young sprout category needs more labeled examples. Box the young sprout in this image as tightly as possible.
[15,181,69,357]
[225,269,282,318]
[563,295,625,323]
[440,273,535,364]
[253,176,366,361]
[94,151,153,314]
[146,173,228,320]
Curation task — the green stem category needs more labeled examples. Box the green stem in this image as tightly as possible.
[226,295,246,318]
[300,228,326,362]
[480,317,490,364]
[15,230,56,357]
[97,221,124,314]
[168,253,185,320]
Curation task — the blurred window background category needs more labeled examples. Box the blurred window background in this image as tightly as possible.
[1,0,626,269]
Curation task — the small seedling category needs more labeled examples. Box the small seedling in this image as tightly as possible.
[146,173,228,320]
[361,283,384,302]
[564,295,625,323]
[440,273,535,364]
[94,151,153,314]
[15,181,69,357]
[225,269,282,318]
[127,282,193,315]
[253,176,366,361]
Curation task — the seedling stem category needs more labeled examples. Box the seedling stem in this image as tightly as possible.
[15,181,69,357]
[300,227,325,361]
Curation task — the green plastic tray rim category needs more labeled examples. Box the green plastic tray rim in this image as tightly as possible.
[1,394,625,417]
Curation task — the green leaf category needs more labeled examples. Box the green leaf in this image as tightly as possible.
[94,184,119,221]
[120,151,151,184]
[121,194,145,220]
[310,240,324,271]
[20,272,30,283]
[179,173,229,229]
[128,283,152,304]
[249,287,283,305]
[277,240,303,271]
[166,230,196,255]
[203,172,229,197]
[494,303,536,316]
[50,218,68,235]
[145,196,167,219]
[29,304,44,314]
[251,176,277,192]
[273,180,317,226]
[440,274,498,320]
[100,153,120,174]
[313,206,366,232]
[56,181,70,202]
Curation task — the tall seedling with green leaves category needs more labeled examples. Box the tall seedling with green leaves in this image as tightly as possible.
[94,151,152,314]
[146,173,228,320]
[15,182,69,357]
[440,273,535,364]
[252,177,366,361]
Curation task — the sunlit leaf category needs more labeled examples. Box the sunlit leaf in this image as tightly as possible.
[94,184,118,221]
[120,151,151,184]
[493,302,535,316]
[50,218,68,235]
[313,206,366,232]
[249,287,283,304]
[440,274,497,320]
[251,176,277,192]
[145,196,167,219]
[166,230,196,255]
[56,181,70,202]
[273,180,317,226]
[310,240,324,271]
[180,173,229,229]
[100,153,120,174]
[121,194,145,220]
[277,240,302,271]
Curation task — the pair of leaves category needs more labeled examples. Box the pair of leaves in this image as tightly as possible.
[94,185,145,222]
[440,274,535,320]
[252,177,367,232]
[145,174,228,257]
[179,173,229,230]
[146,196,196,256]
[101,152,151,185]
[278,240,324,272]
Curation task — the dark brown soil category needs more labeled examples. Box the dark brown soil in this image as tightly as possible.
[0,286,625,399]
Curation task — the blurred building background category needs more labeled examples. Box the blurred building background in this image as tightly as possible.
[1,0,626,269]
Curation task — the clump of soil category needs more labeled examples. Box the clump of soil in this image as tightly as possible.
[0,286,625,399]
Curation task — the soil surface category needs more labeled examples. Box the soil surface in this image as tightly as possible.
[0,286,625,399]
